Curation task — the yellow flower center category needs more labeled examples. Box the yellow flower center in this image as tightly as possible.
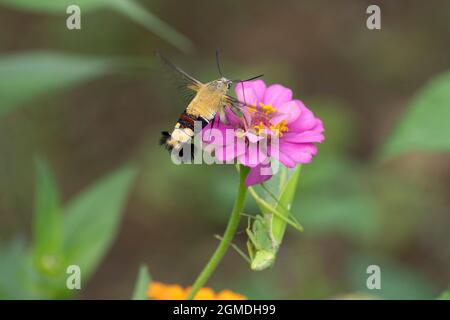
[269,120,289,137]
[247,105,257,113]
[246,102,289,137]
[259,102,277,115]
[253,121,265,135]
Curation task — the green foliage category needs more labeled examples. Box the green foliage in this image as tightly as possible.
[346,254,437,299]
[33,158,63,273]
[270,165,302,243]
[246,165,303,271]
[438,288,450,300]
[62,165,137,280]
[251,165,303,241]
[0,52,115,116]
[1,0,448,299]
[0,237,29,299]
[382,70,450,159]
[0,0,108,12]
[299,191,378,241]
[0,0,193,52]
[110,0,193,53]
[0,162,137,299]
[0,0,194,299]
[132,265,151,300]
[290,152,381,243]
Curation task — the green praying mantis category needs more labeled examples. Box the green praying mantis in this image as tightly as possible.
[223,165,304,271]
[245,214,278,271]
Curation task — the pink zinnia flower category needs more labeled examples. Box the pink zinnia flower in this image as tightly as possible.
[202,80,324,186]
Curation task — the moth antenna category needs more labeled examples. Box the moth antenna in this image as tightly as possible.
[215,49,224,77]
[232,74,264,83]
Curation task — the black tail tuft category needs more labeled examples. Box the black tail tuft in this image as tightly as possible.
[160,131,196,162]
[159,131,172,150]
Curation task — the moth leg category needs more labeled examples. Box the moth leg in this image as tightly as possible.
[219,106,228,124]
[208,115,216,140]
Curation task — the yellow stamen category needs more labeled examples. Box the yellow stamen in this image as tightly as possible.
[270,120,289,137]
[259,102,277,115]
[247,105,257,113]
[253,121,265,135]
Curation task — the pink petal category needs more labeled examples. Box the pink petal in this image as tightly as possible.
[235,80,266,104]
[245,163,273,186]
[215,137,246,162]
[270,100,302,125]
[279,142,318,164]
[311,118,325,133]
[248,80,267,101]
[241,108,253,127]
[263,84,293,108]
[269,143,296,168]
[282,131,325,143]
[246,132,264,143]
[236,86,258,106]
[238,142,268,168]
[288,102,320,132]
[202,121,234,147]
[224,107,242,127]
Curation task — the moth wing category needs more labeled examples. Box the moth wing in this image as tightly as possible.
[225,94,273,122]
[157,53,203,105]
[224,94,245,117]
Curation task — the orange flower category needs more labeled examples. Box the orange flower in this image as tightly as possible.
[147,282,246,300]
[215,289,247,300]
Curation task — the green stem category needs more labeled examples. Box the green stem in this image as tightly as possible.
[187,165,249,299]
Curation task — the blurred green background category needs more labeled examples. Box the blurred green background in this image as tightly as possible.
[0,0,449,299]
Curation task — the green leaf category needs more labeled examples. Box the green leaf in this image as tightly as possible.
[0,52,115,116]
[62,165,137,279]
[33,158,62,269]
[0,0,108,12]
[382,70,450,159]
[272,165,302,243]
[245,166,303,271]
[109,0,193,53]
[270,165,303,244]
[0,0,193,52]
[0,237,30,299]
[438,288,450,300]
[132,265,151,300]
